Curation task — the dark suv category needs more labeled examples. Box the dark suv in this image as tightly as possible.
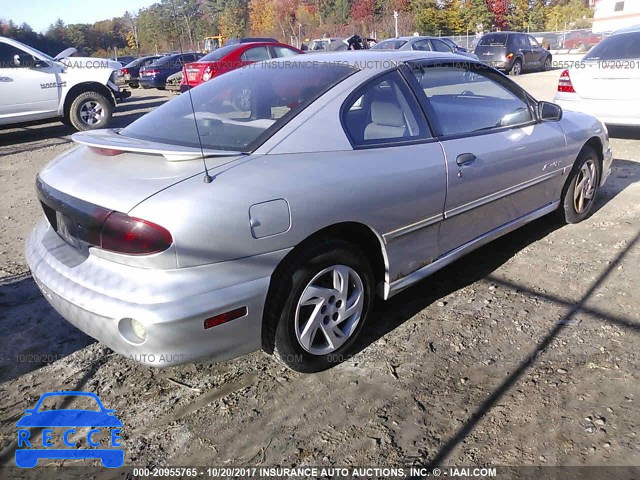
[474,32,552,75]
[139,52,202,89]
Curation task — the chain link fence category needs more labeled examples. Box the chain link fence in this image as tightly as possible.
[446,28,612,54]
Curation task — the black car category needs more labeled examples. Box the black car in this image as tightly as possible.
[121,55,163,88]
[139,52,202,89]
[474,32,552,75]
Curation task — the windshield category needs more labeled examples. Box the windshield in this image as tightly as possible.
[121,62,356,152]
[200,45,241,62]
[583,32,640,60]
[478,33,508,46]
[28,45,55,61]
[372,40,407,50]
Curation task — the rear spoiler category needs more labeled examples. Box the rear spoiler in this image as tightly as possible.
[71,129,246,162]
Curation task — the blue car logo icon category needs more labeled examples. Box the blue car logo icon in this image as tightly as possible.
[15,391,124,468]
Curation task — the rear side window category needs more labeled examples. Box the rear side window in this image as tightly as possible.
[272,46,298,58]
[431,39,452,52]
[584,32,640,60]
[410,65,533,136]
[412,40,432,51]
[342,70,430,147]
[478,33,508,46]
[241,47,270,62]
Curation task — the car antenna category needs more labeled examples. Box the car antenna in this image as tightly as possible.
[169,0,213,184]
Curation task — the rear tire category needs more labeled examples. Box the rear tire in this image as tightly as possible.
[268,239,375,373]
[509,59,523,76]
[543,56,552,71]
[557,146,601,224]
[67,91,113,131]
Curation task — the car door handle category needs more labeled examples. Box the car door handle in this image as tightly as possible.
[0,77,13,82]
[456,153,476,166]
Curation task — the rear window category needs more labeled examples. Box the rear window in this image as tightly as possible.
[583,32,640,60]
[200,45,241,62]
[478,34,508,46]
[120,62,356,152]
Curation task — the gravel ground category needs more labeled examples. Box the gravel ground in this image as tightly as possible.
[0,74,639,471]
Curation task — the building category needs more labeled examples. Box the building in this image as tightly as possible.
[592,0,640,33]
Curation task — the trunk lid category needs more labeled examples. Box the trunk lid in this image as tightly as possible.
[569,61,640,100]
[38,130,246,215]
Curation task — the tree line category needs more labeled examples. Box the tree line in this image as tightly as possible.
[0,0,593,57]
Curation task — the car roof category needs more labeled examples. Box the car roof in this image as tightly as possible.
[613,24,640,35]
[272,50,472,69]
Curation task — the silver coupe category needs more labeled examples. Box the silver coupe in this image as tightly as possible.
[27,51,612,372]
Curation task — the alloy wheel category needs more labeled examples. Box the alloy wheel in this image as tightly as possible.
[79,101,104,126]
[573,159,597,214]
[294,265,365,355]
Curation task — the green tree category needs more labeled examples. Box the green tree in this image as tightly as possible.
[507,0,530,31]
[545,0,593,31]
[529,0,547,31]
[460,0,493,34]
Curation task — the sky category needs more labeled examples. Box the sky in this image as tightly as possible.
[1,0,158,33]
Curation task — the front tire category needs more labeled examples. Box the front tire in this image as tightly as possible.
[269,240,374,373]
[558,146,601,224]
[67,91,113,131]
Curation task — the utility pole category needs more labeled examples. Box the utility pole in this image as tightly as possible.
[393,11,399,38]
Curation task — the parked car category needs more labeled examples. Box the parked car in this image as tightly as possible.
[181,42,302,91]
[562,30,603,52]
[139,52,202,89]
[474,32,552,75]
[554,26,640,126]
[0,36,129,130]
[111,55,136,67]
[165,71,183,94]
[27,51,611,373]
[532,32,561,50]
[440,37,470,53]
[307,38,344,51]
[372,36,479,60]
[120,55,163,88]
[225,37,278,46]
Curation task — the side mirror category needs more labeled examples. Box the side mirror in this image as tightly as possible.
[539,101,563,122]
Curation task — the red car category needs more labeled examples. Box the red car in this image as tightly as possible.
[181,42,302,91]
[563,30,603,52]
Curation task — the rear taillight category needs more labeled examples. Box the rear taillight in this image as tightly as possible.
[97,212,173,255]
[558,69,575,93]
[122,68,129,75]
[145,69,159,76]
[202,65,214,81]
[506,52,514,60]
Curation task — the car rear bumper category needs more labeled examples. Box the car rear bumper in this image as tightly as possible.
[555,94,640,126]
[26,220,289,367]
[139,77,164,88]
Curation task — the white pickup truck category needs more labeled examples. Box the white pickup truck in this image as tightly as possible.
[0,36,131,131]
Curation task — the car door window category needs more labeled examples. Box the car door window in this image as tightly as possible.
[410,65,533,136]
[431,39,452,52]
[342,70,430,146]
[527,36,541,48]
[412,40,432,51]
[241,47,270,62]
[272,46,297,57]
[0,43,28,68]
